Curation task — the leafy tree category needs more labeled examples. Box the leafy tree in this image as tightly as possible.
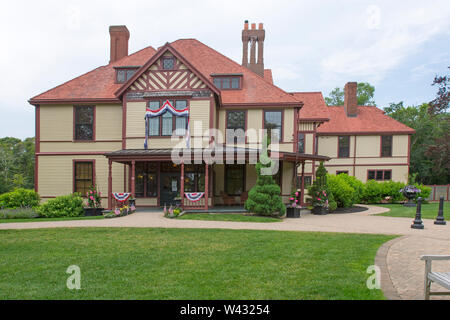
[429,67,449,114]
[325,82,376,106]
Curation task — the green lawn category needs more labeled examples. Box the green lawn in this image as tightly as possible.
[0,228,393,299]
[0,216,105,224]
[377,202,449,220]
[178,213,282,223]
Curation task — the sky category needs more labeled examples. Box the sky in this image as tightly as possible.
[0,0,449,139]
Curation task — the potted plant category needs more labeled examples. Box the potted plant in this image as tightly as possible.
[311,189,329,215]
[84,185,103,216]
[400,185,421,207]
[286,190,301,218]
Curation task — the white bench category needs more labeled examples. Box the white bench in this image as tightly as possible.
[420,255,450,300]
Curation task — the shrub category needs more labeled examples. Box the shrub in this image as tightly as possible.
[327,174,355,208]
[0,208,39,219]
[416,184,432,201]
[0,188,40,209]
[338,174,365,204]
[37,194,84,218]
[362,180,407,204]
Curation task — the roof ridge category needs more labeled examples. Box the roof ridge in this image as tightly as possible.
[110,45,156,66]
[171,39,299,103]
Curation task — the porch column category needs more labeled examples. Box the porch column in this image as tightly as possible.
[300,161,305,207]
[108,159,112,210]
[131,160,136,198]
[205,163,209,210]
[180,162,185,209]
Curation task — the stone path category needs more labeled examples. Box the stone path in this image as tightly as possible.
[1,204,448,300]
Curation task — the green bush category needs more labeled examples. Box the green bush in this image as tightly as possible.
[327,174,355,208]
[0,208,39,219]
[327,191,338,212]
[416,184,432,201]
[37,194,84,218]
[338,174,365,204]
[361,180,406,204]
[0,188,40,209]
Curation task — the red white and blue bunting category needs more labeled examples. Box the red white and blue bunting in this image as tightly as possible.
[184,192,204,202]
[144,100,190,149]
[112,192,131,203]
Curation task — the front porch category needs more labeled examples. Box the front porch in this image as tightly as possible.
[105,147,330,211]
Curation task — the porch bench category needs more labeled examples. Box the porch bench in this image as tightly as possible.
[420,255,450,300]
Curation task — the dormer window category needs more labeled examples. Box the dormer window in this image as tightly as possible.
[115,66,140,83]
[211,74,242,89]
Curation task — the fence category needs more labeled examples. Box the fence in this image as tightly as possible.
[425,185,450,201]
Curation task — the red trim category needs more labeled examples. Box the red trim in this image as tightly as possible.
[380,135,393,157]
[29,98,120,105]
[407,134,411,178]
[108,160,112,210]
[131,160,136,198]
[40,140,122,143]
[318,131,414,136]
[263,109,284,142]
[223,102,302,108]
[337,136,350,158]
[326,163,407,167]
[205,164,209,210]
[225,109,247,144]
[353,135,357,176]
[35,105,40,192]
[366,169,392,181]
[122,94,127,149]
[72,159,96,194]
[73,105,96,141]
[36,152,108,156]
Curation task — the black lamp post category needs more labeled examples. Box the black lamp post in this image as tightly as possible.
[434,196,446,225]
[411,197,424,229]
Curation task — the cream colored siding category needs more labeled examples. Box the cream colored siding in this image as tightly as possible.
[247,109,263,137]
[305,133,314,154]
[318,136,338,158]
[40,142,121,152]
[190,99,210,136]
[354,165,409,183]
[135,198,157,206]
[126,101,146,137]
[392,135,408,156]
[355,136,380,157]
[283,109,294,143]
[40,105,73,140]
[96,104,122,140]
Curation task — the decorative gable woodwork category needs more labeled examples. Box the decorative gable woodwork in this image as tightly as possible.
[129,52,207,92]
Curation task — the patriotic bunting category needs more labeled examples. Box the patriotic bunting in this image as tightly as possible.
[112,192,132,202]
[185,192,204,202]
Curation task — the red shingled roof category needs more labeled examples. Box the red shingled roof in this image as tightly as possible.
[290,92,330,122]
[264,69,273,84]
[317,106,415,134]
[169,39,301,105]
[29,46,157,103]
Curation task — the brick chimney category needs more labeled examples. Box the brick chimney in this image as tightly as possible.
[242,20,265,77]
[344,82,358,117]
[109,25,130,63]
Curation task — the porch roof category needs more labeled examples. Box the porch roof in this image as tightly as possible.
[104,147,330,163]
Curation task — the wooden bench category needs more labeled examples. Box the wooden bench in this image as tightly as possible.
[420,255,450,300]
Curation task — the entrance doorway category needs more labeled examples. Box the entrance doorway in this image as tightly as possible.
[160,173,180,206]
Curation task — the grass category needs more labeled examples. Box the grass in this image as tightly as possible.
[376,202,449,220]
[0,216,104,224]
[177,213,282,223]
[0,227,393,299]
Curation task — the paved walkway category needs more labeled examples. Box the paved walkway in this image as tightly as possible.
[1,204,448,300]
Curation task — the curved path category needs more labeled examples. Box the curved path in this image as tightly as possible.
[1,204,449,300]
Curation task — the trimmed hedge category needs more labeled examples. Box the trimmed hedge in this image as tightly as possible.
[37,194,84,218]
[327,174,355,208]
[0,188,40,209]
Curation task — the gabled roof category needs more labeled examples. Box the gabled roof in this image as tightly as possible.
[317,106,415,135]
[264,69,273,84]
[290,92,330,122]
[170,39,301,106]
[29,46,157,104]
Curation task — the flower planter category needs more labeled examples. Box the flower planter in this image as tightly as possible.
[286,207,301,218]
[312,206,329,215]
[84,208,104,216]
[401,185,421,207]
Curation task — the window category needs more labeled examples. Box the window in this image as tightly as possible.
[135,162,157,197]
[74,161,93,195]
[226,111,246,143]
[336,171,349,175]
[212,77,240,89]
[162,58,174,70]
[297,175,312,187]
[225,164,245,195]
[338,136,350,158]
[74,106,94,140]
[368,170,391,181]
[184,164,205,192]
[116,68,136,83]
[264,111,282,142]
[298,133,305,153]
[381,135,393,157]
[147,100,188,136]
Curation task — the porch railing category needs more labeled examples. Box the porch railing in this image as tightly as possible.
[183,197,206,208]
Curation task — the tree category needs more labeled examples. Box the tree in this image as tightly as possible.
[325,82,376,106]
[429,67,449,114]
[244,136,285,216]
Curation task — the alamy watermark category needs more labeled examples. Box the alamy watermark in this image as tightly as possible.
[366,265,381,290]
[66,265,81,290]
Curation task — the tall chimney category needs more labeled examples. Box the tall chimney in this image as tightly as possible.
[344,82,358,117]
[241,20,265,77]
[109,25,130,63]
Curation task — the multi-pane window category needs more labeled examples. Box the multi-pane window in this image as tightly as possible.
[213,77,240,89]
[147,100,188,136]
[368,170,391,181]
[226,164,245,195]
[184,164,205,192]
[264,111,282,142]
[74,161,93,195]
[338,136,350,158]
[297,175,312,187]
[116,68,136,83]
[226,111,246,143]
[162,58,174,70]
[337,171,349,175]
[135,162,157,197]
[298,133,305,153]
[381,135,393,157]
[74,106,94,140]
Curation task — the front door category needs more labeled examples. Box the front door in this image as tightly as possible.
[160,173,180,207]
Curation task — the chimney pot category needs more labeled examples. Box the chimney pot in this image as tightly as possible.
[109,25,130,63]
[259,23,263,30]
[244,20,249,30]
[251,23,256,30]
[344,82,358,117]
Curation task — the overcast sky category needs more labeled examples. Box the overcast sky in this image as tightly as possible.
[1,0,449,139]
